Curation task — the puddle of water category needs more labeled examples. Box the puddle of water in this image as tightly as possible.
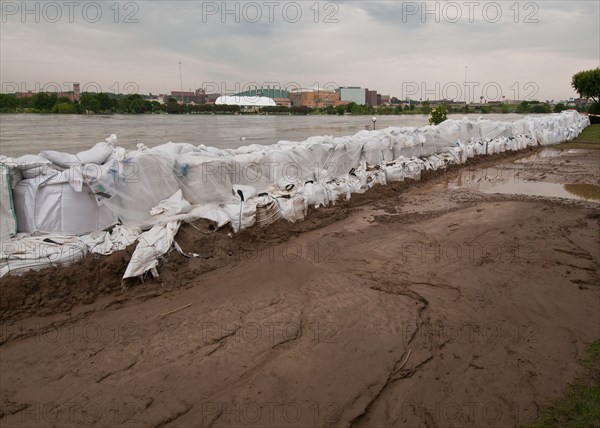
[515,148,562,162]
[478,181,600,201]
[445,169,600,202]
[563,184,600,201]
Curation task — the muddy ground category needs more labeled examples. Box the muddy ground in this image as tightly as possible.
[1,147,599,427]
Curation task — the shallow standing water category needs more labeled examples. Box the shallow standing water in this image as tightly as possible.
[445,149,600,202]
[0,113,529,157]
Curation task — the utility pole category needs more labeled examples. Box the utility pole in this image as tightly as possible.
[464,65,468,104]
[179,61,184,104]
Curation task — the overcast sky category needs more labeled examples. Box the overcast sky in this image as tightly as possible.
[1,1,599,102]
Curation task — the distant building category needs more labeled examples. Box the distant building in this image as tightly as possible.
[204,93,221,105]
[171,88,206,104]
[289,88,343,108]
[273,98,292,108]
[15,82,80,102]
[215,95,277,108]
[366,89,378,107]
[379,95,391,106]
[574,98,590,106]
[235,87,290,99]
[339,87,366,105]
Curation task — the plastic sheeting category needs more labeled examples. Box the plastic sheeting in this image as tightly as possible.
[122,221,180,279]
[0,111,591,279]
[0,164,17,241]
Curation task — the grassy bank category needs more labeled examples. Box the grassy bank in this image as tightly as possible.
[526,340,600,427]
[558,124,600,150]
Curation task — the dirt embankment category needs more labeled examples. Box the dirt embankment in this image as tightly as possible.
[1,149,541,322]
[0,147,598,428]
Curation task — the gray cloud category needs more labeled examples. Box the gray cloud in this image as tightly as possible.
[1,0,598,100]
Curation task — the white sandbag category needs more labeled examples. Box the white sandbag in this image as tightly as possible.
[422,155,446,171]
[82,225,140,255]
[383,162,406,182]
[21,164,60,180]
[473,140,488,156]
[326,179,352,203]
[40,150,79,167]
[0,235,87,278]
[13,154,53,170]
[12,176,117,235]
[193,205,231,229]
[150,189,192,216]
[222,200,258,233]
[276,193,306,223]
[76,141,113,165]
[400,158,423,180]
[123,221,181,279]
[0,164,17,241]
[366,166,387,188]
[153,142,199,156]
[304,181,329,208]
[255,194,282,228]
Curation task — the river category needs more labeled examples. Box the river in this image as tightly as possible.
[0,113,530,157]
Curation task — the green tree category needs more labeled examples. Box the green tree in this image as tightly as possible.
[52,102,77,114]
[33,93,58,111]
[150,101,163,113]
[0,94,18,111]
[571,68,600,104]
[516,101,531,113]
[166,98,182,114]
[531,103,551,113]
[429,105,448,125]
[553,103,567,113]
[96,93,115,111]
[80,93,101,113]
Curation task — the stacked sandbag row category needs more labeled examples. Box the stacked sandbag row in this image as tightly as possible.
[0,111,591,239]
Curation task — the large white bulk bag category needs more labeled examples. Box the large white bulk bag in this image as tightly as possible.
[437,121,461,145]
[267,146,315,186]
[419,126,449,156]
[276,193,306,223]
[327,138,363,179]
[180,156,238,205]
[394,132,424,158]
[383,162,406,182]
[90,152,181,226]
[1,164,17,241]
[12,176,116,235]
[255,195,282,228]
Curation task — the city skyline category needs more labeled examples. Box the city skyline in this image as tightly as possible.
[1,1,599,102]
